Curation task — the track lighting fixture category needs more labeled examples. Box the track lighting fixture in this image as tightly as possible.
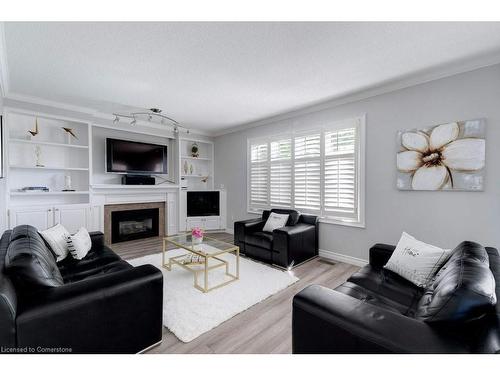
[112,108,188,133]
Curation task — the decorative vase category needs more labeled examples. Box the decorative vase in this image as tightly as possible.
[192,236,203,245]
[34,146,44,167]
[183,160,189,175]
[189,164,194,175]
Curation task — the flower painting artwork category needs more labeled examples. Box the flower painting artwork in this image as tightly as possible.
[397,119,485,191]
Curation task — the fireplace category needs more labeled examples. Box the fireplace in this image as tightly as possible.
[104,202,165,245]
[111,208,159,243]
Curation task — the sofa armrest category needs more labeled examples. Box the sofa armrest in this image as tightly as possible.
[89,231,104,250]
[369,243,396,269]
[292,285,467,354]
[273,223,317,267]
[16,264,163,353]
[234,218,265,241]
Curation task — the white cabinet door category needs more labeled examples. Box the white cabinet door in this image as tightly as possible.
[9,206,54,230]
[87,205,103,232]
[204,217,220,230]
[186,218,204,231]
[54,204,90,233]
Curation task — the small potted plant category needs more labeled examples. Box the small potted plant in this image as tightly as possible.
[191,227,204,244]
[191,142,199,158]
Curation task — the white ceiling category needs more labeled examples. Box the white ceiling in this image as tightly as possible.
[3,22,500,134]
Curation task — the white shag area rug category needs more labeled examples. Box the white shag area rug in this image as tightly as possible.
[128,250,299,343]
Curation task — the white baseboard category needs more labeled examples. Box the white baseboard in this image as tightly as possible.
[225,228,234,235]
[319,249,368,267]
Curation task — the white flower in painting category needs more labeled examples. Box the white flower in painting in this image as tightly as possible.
[397,122,485,190]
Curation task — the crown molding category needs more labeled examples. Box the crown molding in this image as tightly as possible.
[0,22,10,97]
[213,50,500,137]
[4,93,98,115]
[3,92,213,137]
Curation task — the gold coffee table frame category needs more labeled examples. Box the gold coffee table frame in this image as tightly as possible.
[162,234,240,293]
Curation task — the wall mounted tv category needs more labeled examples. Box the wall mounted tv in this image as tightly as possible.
[106,138,168,174]
[187,191,220,217]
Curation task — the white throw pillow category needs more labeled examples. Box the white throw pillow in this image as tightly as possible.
[262,212,289,233]
[39,224,71,262]
[384,232,451,288]
[66,227,92,260]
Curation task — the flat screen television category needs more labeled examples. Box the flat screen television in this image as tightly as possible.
[187,191,220,217]
[106,138,168,174]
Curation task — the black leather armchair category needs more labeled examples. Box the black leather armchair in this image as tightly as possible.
[234,209,318,268]
[0,225,163,354]
[292,241,500,354]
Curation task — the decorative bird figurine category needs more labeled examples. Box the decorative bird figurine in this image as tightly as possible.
[28,118,39,137]
[62,127,78,139]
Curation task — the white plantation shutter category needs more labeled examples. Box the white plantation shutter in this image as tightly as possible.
[294,133,321,212]
[249,142,269,208]
[270,139,292,207]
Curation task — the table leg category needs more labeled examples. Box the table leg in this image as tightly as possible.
[204,255,208,292]
[162,239,165,267]
[236,247,240,279]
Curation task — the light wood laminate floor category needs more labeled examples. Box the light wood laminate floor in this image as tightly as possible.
[111,233,359,354]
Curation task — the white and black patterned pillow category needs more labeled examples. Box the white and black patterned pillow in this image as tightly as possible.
[66,228,92,260]
[384,232,451,288]
[39,224,71,262]
[262,213,289,233]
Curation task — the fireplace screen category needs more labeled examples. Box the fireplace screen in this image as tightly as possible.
[111,208,160,243]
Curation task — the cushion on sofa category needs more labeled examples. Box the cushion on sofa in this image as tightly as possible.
[262,212,289,232]
[415,241,497,324]
[263,209,300,226]
[62,260,133,283]
[58,245,122,278]
[384,232,451,288]
[347,265,424,313]
[5,236,64,289]
[245,231,273,250]
[335,281,411,315]
[39,224,72,262]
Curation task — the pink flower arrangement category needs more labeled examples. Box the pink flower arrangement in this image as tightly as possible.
[191,227,204,239]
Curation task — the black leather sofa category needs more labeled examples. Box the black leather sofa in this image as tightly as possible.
[0,225,163,354]
[293,241,500,353]
[234,209,318,269]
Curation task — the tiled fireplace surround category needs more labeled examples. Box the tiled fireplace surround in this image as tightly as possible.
[104,202,166,245]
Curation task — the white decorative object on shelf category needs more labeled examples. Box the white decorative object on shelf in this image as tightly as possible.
[63,175,74,191]
[34,145,44,167]
[183,160,189,174]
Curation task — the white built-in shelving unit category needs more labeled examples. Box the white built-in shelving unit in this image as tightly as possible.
[179,137,214,191]
[1,106,224,234]
[5,109,92,208]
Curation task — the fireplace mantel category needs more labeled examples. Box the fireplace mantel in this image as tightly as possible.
[91,185,179,236]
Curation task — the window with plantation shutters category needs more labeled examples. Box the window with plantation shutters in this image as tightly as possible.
[247,116,364,226]
[249,142,269,208]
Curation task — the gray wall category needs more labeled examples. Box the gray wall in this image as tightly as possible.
[214,64,500,261]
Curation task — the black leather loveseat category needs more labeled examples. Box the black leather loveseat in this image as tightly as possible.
[234,209,318,269]
[293,241,500,353]
[0,225,163,354]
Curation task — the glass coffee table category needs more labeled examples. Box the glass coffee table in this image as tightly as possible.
[162,234,240,293]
